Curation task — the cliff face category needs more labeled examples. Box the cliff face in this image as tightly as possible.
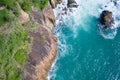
[24,3,58,80]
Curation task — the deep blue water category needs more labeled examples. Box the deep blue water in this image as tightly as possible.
[49,0,120,80]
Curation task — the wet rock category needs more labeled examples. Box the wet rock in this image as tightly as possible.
[100,10,114,28]
[49,0,62,8]
[67,0,79,8]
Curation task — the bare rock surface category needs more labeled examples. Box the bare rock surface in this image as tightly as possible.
[19,9,30,24]
[100,10,114,28]
[24,5,57,80]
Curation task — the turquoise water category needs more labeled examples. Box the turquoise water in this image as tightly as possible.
[49,0,120,80]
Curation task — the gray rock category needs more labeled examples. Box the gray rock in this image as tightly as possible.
[67,0,79,8]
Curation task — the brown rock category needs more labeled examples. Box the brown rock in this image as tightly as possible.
[43,5,55,31]
[19,9,30,24]
[24,26,57,80]
[24,5,57,80]
[100,10,114,28]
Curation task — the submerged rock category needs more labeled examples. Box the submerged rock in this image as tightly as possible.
[100,10,114,28]
[67,0,79,8]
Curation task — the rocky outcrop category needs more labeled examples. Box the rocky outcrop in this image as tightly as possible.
[67,0,79,8]
[19,9,30,24]
[0,6,5,10]
[49,0,62,8]
[100,10,114,28]
[24,4,57,80]
[43,5,55,31]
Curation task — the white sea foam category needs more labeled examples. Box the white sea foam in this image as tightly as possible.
[54,0,120,38]
[47,56,58,80]
[99,27,117,39]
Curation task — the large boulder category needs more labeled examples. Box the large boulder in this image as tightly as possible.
[100,10,114,28]
[19,9,30,24]
[67,0,79,8]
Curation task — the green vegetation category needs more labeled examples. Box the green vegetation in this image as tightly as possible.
[21,0,32,11]
[31,0,49,10]
[0,0,49,79]
[0,0,16,9]
[0,0,49,26]
[0,22,31,80]
[21,0,49,11]
[0,8,11,26]
[0,0,49,11]
[41,35,46,45]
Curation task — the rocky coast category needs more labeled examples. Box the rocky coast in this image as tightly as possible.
[0,0,78,80]
[24,1,59,80]
[24,0,78,80]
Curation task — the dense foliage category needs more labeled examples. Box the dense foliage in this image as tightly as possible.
[0,8,11,26]
[0,0,49,79]
[0,22,31,80]
[0,0,48,26]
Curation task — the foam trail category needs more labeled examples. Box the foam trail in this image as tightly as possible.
[47,56,58,80]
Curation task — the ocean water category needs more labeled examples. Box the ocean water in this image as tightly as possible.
[48,0,120,80]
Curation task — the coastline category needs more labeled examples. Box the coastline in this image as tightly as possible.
[24,0,78,79]
[24,0,120,80]
[24,2,58,80]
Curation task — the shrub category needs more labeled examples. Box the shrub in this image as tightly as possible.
[12,2,21,17]
[21,0,32,11]
[39,0,49,10]
[0,8,11,26]
[0,0,16,9]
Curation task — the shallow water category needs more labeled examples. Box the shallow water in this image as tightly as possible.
[48,0,120,80]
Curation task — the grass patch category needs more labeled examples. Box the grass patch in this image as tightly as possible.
[0,22,31,80]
